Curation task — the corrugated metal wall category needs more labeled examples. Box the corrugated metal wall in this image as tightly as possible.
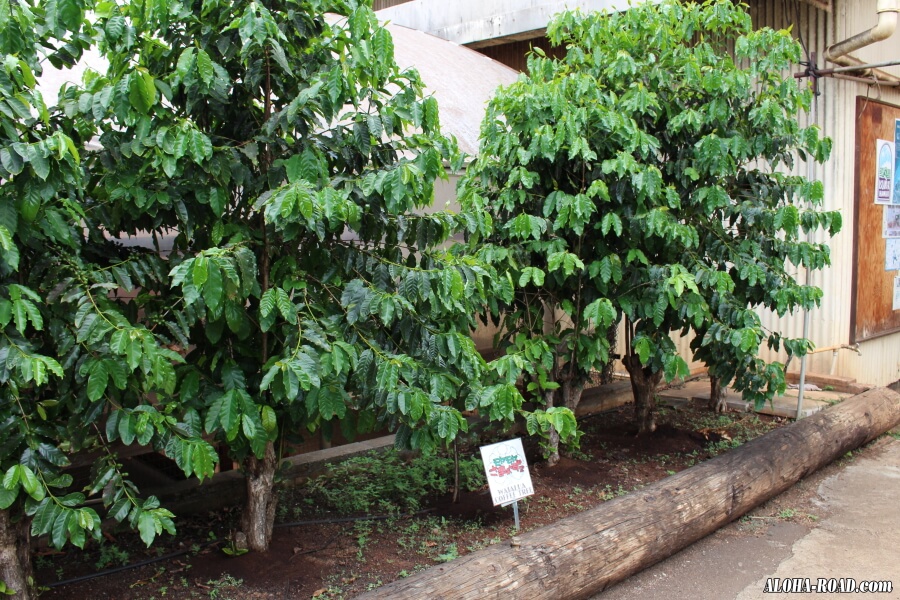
[748,0,900,386]
[373,0,413,10]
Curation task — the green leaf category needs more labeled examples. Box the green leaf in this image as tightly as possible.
[0,487,17,510]
[192,256,208,287]
[118,412,136,445]
[19,466,43,501]
[87,360,109,401]
[260,405,277,432]
[105,15,126,41]
[318,389,346,420]
[203,260,223,312]
[259,288,276,318]
[2,466,20,491]
[128,71,157,114]
[634,337,651,365]
[138,511,157,546]
[196,49,214,85]
[0,225,18,271]
[51,508,71,548]
[434,408,460,440]
[241,414,256,440]
[220,390,241,440]
[601,212,623,236]
[518,267,545,287]
[31,500,59,538]
[274,287,296,324]
[109,497,132,522]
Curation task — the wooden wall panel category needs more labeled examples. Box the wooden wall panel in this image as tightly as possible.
[851,97,900,342]
[475,37,565,73]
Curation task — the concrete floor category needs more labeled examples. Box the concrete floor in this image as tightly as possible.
[594,436,900,600]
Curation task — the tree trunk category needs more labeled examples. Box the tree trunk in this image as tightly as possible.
[452,439,460,504]
[562,379,584,412]
[0,509,34,600]
[709,375,727,413]
[241,441,278,552]
[543,389,560,467]
[359,387,900,600]
[622,353,662,435]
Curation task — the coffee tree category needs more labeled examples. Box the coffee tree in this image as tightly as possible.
[459,0,839,438]
[1,1,219,597]
[69,0,545,554]
[1,0,562,594]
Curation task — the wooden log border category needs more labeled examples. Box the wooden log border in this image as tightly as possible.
[360,387,900,600]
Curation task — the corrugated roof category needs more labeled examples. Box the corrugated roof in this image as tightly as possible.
[386,23,518,155]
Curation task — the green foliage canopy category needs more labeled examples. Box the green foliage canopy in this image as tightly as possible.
[1,0,542,561]
[459,0,840,421]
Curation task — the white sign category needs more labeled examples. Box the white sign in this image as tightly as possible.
[885,206,900,238]
[894,276,900,312]
[887,239,900,271]
[875,139,894,205]
[479,438,534,506]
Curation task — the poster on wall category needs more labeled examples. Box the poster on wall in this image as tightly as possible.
[894,119,900,205]
[876,139,895,204]
[894,276,900,311]
[887,239,900,271]
[885,206,900,238]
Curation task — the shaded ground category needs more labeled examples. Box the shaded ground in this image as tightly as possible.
[37,400,785,600]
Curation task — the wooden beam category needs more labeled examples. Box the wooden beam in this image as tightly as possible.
[359,387,900,600]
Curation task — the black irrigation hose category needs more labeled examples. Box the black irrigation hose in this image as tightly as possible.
[45,542,212,588]
[45,509,434,589]
[274,508,433,530]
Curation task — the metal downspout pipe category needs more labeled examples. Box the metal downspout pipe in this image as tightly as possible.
[824,0,899,70]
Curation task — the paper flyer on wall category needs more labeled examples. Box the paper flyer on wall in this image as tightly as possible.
[876,139,894,204]
[885,206,900,238]
[887,239,900,271]
[894,276,900,311]
[894,119,900,205]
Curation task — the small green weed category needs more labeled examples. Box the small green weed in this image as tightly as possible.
[307,449,485,514]
[436,543,459,563]
[206,574,243,600]
[95,542,131,570]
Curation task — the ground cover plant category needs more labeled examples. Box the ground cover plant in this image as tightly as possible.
[34,393,789,599]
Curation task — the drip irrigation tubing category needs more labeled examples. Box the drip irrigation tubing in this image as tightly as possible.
[46,509,433,589]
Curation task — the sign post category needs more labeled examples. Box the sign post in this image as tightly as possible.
[479,438,534,531]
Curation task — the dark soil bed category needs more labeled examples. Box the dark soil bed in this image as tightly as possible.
[36,399,785,600]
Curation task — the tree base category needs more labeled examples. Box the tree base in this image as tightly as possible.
[709,376,728,413]
[0,509,34,600]
[622,354,662,435]
[240,442,278,552]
